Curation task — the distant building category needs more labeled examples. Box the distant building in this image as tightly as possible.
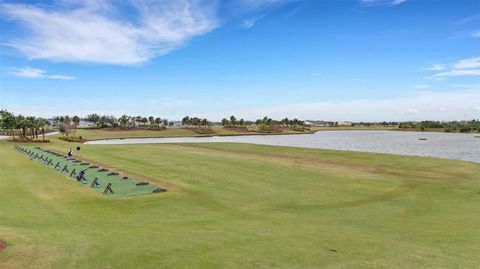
[78,120,96,128]
[337,121,352,126]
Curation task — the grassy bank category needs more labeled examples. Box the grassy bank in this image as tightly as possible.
[1,137,479,268]
[72,126,395,141]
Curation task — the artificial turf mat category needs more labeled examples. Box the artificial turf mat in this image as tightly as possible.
[14,145,166,198]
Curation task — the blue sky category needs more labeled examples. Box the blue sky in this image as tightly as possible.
[1,0,479,121]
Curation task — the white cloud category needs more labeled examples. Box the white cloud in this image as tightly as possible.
[2,0,296,63]
[7,66,75,80]
[471,30,480,38]
[156,98,193,108]
[413,85,430,89]
[311,72,323,77]
[391,0,407,5]
[454,57,480,69]
[1,0,218,65]
[5,91,479,121]
[427,57,480,78]
[401,108,419,115]
[241,14,266,29]
[458,14,480,25]
[239,0,298,10]
[360,0,407,7]
[431,69,480,78]
[452,84,480,91]
[194,90,480,121]
[425,64,447,71]
[237,0,298,28]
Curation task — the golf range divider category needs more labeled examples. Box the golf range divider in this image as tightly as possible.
[14,145,167,198]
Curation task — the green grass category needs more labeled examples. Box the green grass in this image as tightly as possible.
[75,127,204,140]
[1,137,479,268]
[14,146,160,197]
[75,126,316,141]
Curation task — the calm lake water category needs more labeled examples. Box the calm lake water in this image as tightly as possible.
[86,131,480,163]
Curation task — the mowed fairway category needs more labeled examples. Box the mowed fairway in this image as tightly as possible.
[1,139,479,268]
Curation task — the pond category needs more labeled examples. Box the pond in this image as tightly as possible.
[86,131,480,163]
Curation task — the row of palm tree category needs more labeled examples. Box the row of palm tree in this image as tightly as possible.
[221,115,246,127]
[0,110,50,141]
[181,116,210,128]
[254,117,306,127]
[86,114,170,128]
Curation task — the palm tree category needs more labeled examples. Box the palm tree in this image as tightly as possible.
[230,115,237,127]
[38,119,47,141]
[72,115,80,127]
[30,117,39,139]
[2,113,16,140]
[135,116,142,126]
[155,117,161,127]
[17,118,31,139]
[86,113,100,126]
[182,116,190,127]
[119,115,130,128]
[191,117,200,127]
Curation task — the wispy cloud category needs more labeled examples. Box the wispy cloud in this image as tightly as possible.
[400,108,419,115]
[471,30,480,38]
[152,98,193,108]
[432,69,480,78]
[452,84,480,91]
[454,57,480,69]
[311,72,323,77]
[413,84,431,89]
[241,14,267,29]
[1,0,218,65]
[7,67,75,80]
[239,0,300,10]
[458,14,480,25]
[360,0,407,7]
[1,0,297,63]
[428,57,480,78]
[199,90,480,121]
[425,64,447,71]
[237,0,300,28]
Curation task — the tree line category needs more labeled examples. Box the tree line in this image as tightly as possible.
[399,120,480,133]
[181,116,210,128]
[85,114,172,128]
[0,110,50,141]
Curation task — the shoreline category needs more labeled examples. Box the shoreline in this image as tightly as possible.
[82,128,480,143]
[84,130,480,163]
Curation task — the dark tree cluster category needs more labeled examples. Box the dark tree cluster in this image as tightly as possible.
[0,110,50,141]
[85,114,171,128]
[399,120,480,133]
[181,116,210,128]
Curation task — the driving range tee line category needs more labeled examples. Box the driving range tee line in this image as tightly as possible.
[14,145,167,197]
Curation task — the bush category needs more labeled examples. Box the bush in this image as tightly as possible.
[459,126,472,133]
[58,136,85,142]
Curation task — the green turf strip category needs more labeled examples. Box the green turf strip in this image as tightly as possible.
[14,145,164,198]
